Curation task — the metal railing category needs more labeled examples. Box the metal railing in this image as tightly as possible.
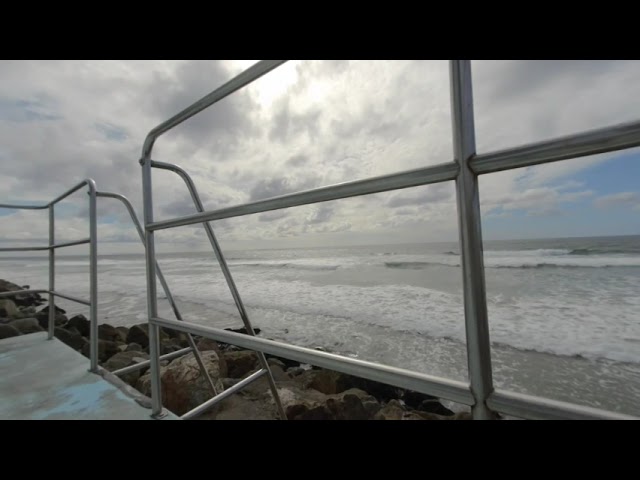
[138,60,638,420]
[95,191,218,396]
[0,180,99,372]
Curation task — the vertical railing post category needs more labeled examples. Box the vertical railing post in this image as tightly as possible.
[48,205,55,340]
[141,155,164,418]
[450,60,496,419]
[88,183,99,373]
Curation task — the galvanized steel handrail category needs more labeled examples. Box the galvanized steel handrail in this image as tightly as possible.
[152,316,476,406]
[0,179,99,372]
[95,191,218,396]
[136,60,639,420]
[141,60,286,159]
[150,160,287,419]
[147,161,459,232]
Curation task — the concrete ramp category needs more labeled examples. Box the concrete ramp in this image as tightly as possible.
[0,332,178,420]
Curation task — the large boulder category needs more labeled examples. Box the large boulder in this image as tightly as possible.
[9,317,44,334]
[401,389,454,416]
[103,351,150,387]
[0,323,21,339]
[81,339,120,363]
[126,323,169,349]
[136,351,226,416]
[223,350,259,378]
[38,304,67,314]
[293,369,402,403]
[98,323,120,342]
[66,314,90,337]
[0,280,44,307]
[115,326,129,343]
[35,309,68,330]
[54,327,84,351]
[278,385,380,420]
[0,299,20,319]
[373,399,461,420]
[160,338,184,355]
[125,342,143,352]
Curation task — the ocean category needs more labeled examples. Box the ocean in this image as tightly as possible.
[2,235,639,416]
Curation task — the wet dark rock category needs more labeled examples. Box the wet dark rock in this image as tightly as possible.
[54,327,84,351]
[35,310,67,330]
[223,350,259,378]
[0,323,21,339]
[66,314,90,337]
[98,323,120,342]
[126,342,143,352]
[81,339,120,363]
[9,317,44,334]
[103,351,150,387]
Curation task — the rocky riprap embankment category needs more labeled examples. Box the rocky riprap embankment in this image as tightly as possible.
[1,279,471,420]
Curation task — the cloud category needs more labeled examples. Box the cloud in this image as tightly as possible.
[1,60,639,251]
[593,192,640,210]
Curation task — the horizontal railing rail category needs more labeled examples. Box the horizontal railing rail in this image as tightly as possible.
[487,390,636,421]
[472,119,640,174]
[147,161,459,231]
[151,316,476,406]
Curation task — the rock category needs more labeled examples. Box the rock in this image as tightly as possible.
[373,399,454,421]
[0,317,10,325]
[416,399,455,417]
[103,351,150,387]
[160,338,184,355]
[136,351,226,416]
[65,326,82,337]
[0,299,20,319]
[98,323,120,342]
[402,389,436,409]
[126,323,169,349]
[451,411,472,420]
[267,364,289,382]
[223,350,259,378]
[265,354,300,369]
[125,342,143,352]
[135,365,168,397]
[267,357,286,370]
[278,386,380,420]
[209,394,279,420]
[221,378,240,389]
[286,367,305,377]
[81,339,120,363]
[38,304,67,314]
[35,310,68,330]
[197,337,221,352]
[224,327,261,336]
[9,317,44,334]
[66,314,90,337]
[115,326,129,343]
[374,399,406,420]
[19,306,36,316]
[295,369,402,402]
[0,280,44,307]
[54,327,84,351]
[0,323,21,339]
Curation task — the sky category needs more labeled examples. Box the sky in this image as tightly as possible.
[0,60,639,255]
